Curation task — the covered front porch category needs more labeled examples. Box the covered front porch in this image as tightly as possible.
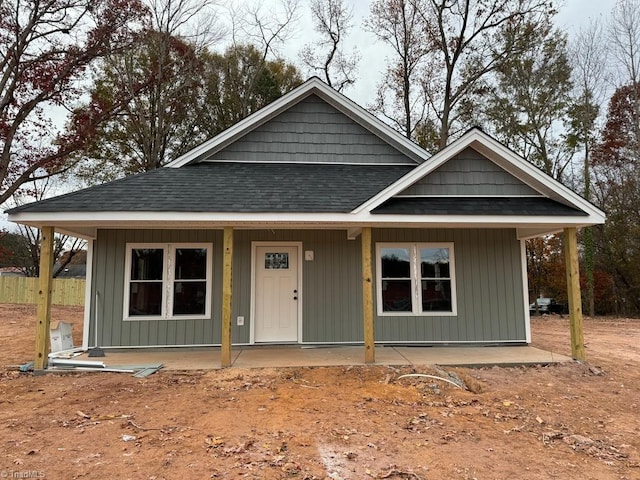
[30,225,586,371]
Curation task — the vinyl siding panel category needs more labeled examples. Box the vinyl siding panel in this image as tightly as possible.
[373,228,526,343]
[91,229,223,347]
[90,227,525,347]
[400,147,540,196]
[209,95,415,165]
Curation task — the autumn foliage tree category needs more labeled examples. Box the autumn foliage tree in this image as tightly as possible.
[591,83,640,315]
[74,42,302,181]
[0,0,147,205]
[0,229,84,277]
[526,235,566,304]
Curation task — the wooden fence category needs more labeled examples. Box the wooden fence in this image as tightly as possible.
[0,277,85,306]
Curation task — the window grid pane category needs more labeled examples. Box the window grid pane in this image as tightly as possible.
[131,249,164,280]
[419,247,452,313]
[378,244,455,315]
[421,279,452,312]
[175,248,207,279]
[173,281,207,315]
[129,282,163,316]
[126,244,210,319]
[382,280,413,312]
[381,248,411,279]
[420,248,450,279]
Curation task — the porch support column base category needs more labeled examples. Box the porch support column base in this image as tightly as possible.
[564,227,585,361]
[221,227,234,367]
[362,227,375,363]
[34,226,55,370]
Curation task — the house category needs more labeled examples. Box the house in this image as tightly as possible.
[6,78,605,369]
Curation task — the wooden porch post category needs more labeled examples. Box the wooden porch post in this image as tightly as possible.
[34,226,55,370]
[362,227,375,363]
[221,227,234,367]
[564,227,585,361]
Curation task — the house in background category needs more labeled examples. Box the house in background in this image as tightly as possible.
[6,78,605,369]
[53,263,86,279]
[0,267,25,277]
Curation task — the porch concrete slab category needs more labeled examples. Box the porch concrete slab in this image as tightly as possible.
[66,345,571,371]
[73,347,237,370]
[231,345,408,368]
[394,346,572,367]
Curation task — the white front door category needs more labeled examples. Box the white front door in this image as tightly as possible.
[254,245,299,342]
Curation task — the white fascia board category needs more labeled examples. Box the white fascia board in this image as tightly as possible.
[358,214,599,230]
[468,133,606,221]
[353,129,606,223]
[9,210,601,231]
[167,77,427,168]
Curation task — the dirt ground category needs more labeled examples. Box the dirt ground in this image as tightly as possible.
[0,304,638,480]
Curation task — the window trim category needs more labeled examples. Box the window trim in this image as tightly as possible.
[376,242,457,317]
[123,242,213,321]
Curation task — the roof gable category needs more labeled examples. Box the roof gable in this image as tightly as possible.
[167,77,429,168]
[399,146,540,197]
[354,128,606,225]
[208,94,414,164]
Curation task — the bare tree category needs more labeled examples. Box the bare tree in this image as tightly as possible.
[299,0,360,92]
[11,179,85,277]
[229,0,300,113]
[415,0,555,149]
[607,0,640,175]
[364,0,431,140]
[147,0,225,48]
[609,0,640,86]
[567,19,608,316]
[365,0,552,149]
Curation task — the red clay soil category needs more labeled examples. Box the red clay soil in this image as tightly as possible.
[0,303,638,479]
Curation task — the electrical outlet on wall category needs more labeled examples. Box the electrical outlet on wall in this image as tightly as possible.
[237,316,244,326]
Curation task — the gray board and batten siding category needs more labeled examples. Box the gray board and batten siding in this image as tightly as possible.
[89,228,526,348]
[208,94,418,165]
[90,229,224,348]
[374,228,527,344]
[399,147,541,197]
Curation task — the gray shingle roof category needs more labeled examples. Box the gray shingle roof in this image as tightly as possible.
[372,197,588,216]
[8,162,414,214]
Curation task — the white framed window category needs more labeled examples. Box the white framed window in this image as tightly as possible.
[124,243,213,321]
[376,242,457,316]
